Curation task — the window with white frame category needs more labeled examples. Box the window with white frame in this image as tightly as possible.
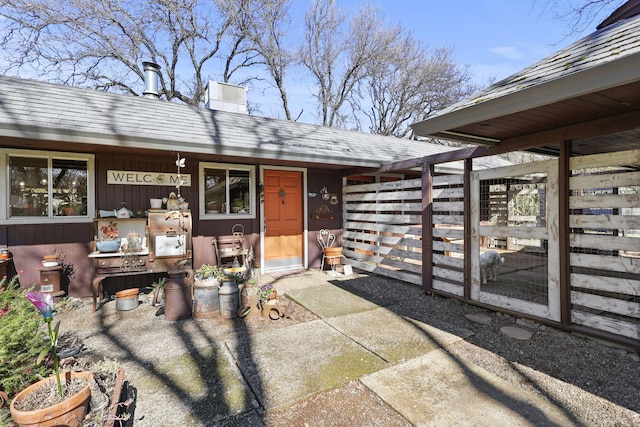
[200,162,255,218]
[1,149,94,221]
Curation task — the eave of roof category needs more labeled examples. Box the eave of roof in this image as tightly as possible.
[410,11,640,144]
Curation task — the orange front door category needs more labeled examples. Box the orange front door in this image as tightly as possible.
[263,169,304,270]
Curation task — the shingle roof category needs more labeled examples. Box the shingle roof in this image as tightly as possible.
[0,75,459,169]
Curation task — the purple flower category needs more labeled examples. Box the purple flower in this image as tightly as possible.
[25,292,54,321]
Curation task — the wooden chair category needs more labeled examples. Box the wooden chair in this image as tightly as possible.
[213,224,250,268]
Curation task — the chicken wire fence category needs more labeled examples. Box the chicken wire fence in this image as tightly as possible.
[477,172,549,305]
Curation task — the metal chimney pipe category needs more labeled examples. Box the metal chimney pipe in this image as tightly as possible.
[142,61,161,99]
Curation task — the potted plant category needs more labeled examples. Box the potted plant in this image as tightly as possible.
[96,220,121,253]
[10,291,92,427]
[231,197,244,213]
[194,264,223,287]
[257,283,277,309]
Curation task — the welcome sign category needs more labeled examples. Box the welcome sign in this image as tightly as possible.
[107,170,192,186]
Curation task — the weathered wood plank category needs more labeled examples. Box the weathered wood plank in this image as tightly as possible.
[546,159,561,322]
[348,259,422,285]
[344,221,422,236]
[569,170,640,191]
[433,201,465,212]
[345,202,422,212]
[480,225,547,239]
[571,273,640,296]
[433,253,465,269]
[343,178,421,193]
[344,212,422,224]
[433,279,464,296]
[476,159,555,181]
[433,187,465,200]
[433,174,464,186]
[343,190,422,202]
[343,230,422,248]
[433,240,463,254]
[570,253,640,274]
[470,170,481,300]
[432,227,464,240]
[570,193,640,209]
[570,233,640,252]
[571,291,640,318]
[570,148,640,170]
[570,214,640,230]
[433,266,464,282]
[343,244,422,262]
[433,214,464,226]
[572,311,638,339]
[478,292,550,319]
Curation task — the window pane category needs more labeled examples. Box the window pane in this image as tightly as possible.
[204,168,227,213]
[53,159,88,216]
[230,170,250,214]
[9,156,48,217]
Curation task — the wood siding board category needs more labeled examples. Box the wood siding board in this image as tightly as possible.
[570,194,640,209]
[480,225,548,240]
[433,280,464,296]
[478,292,550,319]
[571,290,640,318]
[433,266,464,282]
[343,190,421,202]
[432,228,465,239]
[433,215,464,226]
[569,170,640,190]
[572,311,639,339]
[570,214,640,230]
[433,253,465,269]
[571,272,640,297]
[344,221,421,236]
[346,202,422,212]
[570,252,640,274]
[343,212,422,224]
[570,233,639,252]
[569,148,640,169]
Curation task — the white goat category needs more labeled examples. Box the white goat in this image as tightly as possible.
[480,250,504,285]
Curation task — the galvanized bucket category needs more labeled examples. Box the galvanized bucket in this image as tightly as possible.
[193,280,220,318]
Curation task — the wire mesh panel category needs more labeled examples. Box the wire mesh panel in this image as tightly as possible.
[569,149,640,340]
[431,173,465,296]
[471,159,559,320]
[343,177,423,285]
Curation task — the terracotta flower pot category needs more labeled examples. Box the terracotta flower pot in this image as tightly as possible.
[10,371,93,427]
[323,247,343,265]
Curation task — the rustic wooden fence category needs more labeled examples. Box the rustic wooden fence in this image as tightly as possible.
[343,148,640,345]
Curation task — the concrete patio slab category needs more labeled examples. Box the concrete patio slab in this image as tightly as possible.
[226,319,387,410]
[325,306,473,363]
[361,348,577,427]
[285,283,383,318]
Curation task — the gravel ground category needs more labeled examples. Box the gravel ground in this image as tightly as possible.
[31,270,640,426]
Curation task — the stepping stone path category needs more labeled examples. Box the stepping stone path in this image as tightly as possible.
[465,313,492,325]
[500,326,532,340]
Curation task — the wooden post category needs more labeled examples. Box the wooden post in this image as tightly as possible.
[559,140,572,326]
[463,158,472,300]
[422,162,434,293]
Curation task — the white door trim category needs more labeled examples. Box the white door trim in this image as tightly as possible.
[259,166,308,273]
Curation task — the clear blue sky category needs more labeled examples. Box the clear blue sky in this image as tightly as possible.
[250,0,621,122]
